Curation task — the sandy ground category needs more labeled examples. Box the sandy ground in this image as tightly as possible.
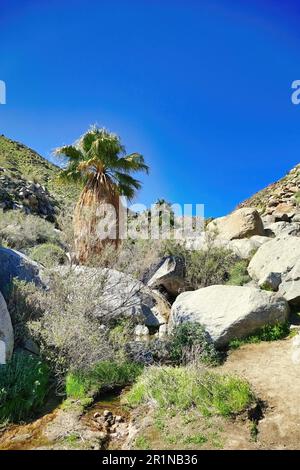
[221,336,300,449]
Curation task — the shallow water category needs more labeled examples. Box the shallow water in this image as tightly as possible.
[0,390,128,450]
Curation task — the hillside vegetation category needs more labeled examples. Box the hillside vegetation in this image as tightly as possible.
[0,135,80,215]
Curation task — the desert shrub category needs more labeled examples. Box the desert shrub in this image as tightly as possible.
[56,207,76,253]
[86,238,163,280]
[25,269,145,382]
[0,352,50,424]
[0,209,60,251]
[168,322,220,366]
[226,260,250,286]
[109,319,136,349]
[229,321,290,349]
[66,360,143,399]
[29,243,67,268]
[124,366,254,417]
[24,271,112,380]
[161,240,237,289]
[7,279,42,347]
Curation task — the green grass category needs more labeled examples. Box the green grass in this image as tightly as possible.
[0,352,50,424]
[226,260,250,286]
[183,434,208,445]
[124,366,255,418]
[134,435,151,450]
[64,433,81,447]
[229,322,290,350]
[66,360,143,400]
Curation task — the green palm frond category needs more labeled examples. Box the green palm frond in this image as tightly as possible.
[56,126,148,200]
[55,145,83,161]
[113,172,142,190]
[113,153,149,174]
[79,128,101,154]
[117,184,136,199]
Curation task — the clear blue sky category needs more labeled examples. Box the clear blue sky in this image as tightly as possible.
[1,0,300,217]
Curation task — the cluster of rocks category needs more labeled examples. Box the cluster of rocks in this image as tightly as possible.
[92,410,127,442]
[170,210,300,346]
[238,164,300,221]
[2,163,300,359]
[142,205,300,347]
[0,168,57,221]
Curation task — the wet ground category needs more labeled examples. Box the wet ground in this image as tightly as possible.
[0,390,130,450]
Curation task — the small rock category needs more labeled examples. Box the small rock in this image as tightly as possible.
[159,323,168,338]
[134,324,149,337]
[258,272,282,291]
[103,409,112,418]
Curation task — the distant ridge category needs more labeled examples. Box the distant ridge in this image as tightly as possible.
[238,164,300,218]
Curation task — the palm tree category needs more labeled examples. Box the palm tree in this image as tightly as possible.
[56,126,148,263]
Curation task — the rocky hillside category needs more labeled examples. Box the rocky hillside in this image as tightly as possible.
[0,135,79,220]
[238,164,300,222]
[2,137,300,450]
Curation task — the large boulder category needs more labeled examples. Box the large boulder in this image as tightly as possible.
[278,260,300,306]
[248,237,300,303]
[272,203,297,222]
[0,247,43,297]
[43,266,170,328]
[207,208,264,240]
[182,233,269,259]
[264,221,300,238]
[145,256,185,297]
[169,285,289,347]
[227,235,271,259]
[0,290,13,363]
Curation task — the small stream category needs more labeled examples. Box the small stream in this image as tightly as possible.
[0,390,130,450]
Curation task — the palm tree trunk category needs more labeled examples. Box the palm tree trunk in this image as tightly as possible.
[73,176,120,264]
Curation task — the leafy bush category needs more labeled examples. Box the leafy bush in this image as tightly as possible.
[29,243,67,268]
[161,240,237,289]
[124,366,254,417]
[0,209,60,251]
[226,260,250,286]
[0,352,50,424]
[168,322,219,366]
[66,360,143,399]
[229,321,290,349]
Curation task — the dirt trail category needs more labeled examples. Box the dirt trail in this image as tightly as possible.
[221,336,300,449]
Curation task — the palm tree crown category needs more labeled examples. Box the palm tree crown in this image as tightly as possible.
[56,126,149,199]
